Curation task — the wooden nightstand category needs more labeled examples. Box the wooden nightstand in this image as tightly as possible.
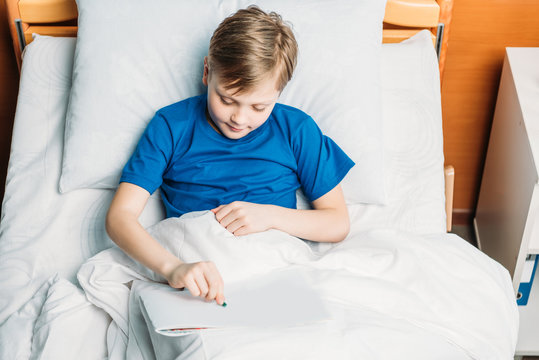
[474,47,539,357]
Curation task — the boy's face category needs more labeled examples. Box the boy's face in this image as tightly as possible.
[203,58,280,140]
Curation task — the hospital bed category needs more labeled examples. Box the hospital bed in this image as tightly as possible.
[0,0,519,359]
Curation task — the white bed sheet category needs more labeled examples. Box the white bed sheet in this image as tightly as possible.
[0,35,517,359]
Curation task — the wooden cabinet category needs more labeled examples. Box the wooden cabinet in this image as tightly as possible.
[474,47,539,356]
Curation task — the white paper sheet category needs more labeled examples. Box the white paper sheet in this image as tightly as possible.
[139,269,331,336]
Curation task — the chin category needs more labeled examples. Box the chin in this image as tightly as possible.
[220,125,250,139]
[224,131,248,139]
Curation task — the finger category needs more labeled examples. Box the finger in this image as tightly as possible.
[211,205,224,214]
[208,263,225,305]
[218,210,239,229]
[183,276,200,297]
[216,289,226,306]
[217,274,226,305]
[214,204,232,222]
[232,225,250,236]
[168,279,185,290]
[166,273,185,289]
[205,278,219,302]
[204,266,223,301]
[194,273,209,298]
[225,218,245,234]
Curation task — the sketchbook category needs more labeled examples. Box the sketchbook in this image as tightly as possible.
[138,269,331,336]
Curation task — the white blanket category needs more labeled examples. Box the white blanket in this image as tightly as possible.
[75,211,518,359]
[0,275,110,360]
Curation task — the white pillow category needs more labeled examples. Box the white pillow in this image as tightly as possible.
[348,30,447,235]
[60,0,387,204]
[382,30,446,232]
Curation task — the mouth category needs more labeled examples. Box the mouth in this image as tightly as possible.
[227,124,244,132]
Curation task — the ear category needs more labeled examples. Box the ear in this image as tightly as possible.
[202,57,209,86]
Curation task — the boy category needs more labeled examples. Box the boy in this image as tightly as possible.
[106,6,354,306]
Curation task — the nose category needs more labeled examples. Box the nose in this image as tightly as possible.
[230,108,247,126]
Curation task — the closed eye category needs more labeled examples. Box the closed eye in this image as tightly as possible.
[220,96,233,105]
[252,106,266,112]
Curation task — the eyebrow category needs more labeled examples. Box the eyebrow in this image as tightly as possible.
[216,88,274,107]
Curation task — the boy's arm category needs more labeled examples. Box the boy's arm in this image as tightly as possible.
[106,182,225,304]
[212,184,350,243]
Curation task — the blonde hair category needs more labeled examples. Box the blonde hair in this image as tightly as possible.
[208,5,298,93]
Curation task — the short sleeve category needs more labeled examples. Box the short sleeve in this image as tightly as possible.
[120,112,174,194]
[293,117,355,201]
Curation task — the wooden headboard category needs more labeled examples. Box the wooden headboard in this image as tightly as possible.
[3,0,455,231]
[5,0,453,76]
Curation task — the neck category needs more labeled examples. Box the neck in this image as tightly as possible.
[205,106,223,135]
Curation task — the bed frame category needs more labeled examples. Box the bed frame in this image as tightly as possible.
[3,0,455,231]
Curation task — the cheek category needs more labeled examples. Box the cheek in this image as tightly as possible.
[209,98,227,120]
[256,107,275,124]
[250,111,271,127]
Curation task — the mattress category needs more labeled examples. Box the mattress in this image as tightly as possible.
[0,35,517,359]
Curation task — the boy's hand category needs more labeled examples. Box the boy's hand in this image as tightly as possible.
[211,201,273,236]
[166,261,225,305]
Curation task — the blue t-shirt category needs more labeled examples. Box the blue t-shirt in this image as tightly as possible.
[120,94,354,218]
